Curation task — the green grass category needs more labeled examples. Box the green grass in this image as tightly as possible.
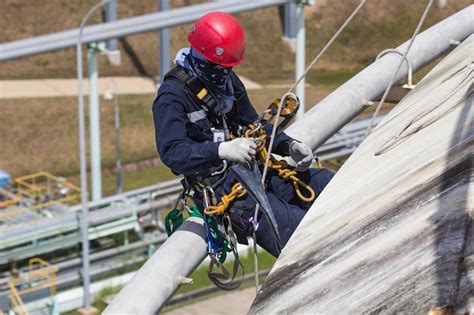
[305,70,356,89]
[176,249,277,295]
[0,85,336,179]
[100,164,176,196]
[0,94,156,178]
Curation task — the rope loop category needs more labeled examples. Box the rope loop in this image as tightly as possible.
[204,183,247,216]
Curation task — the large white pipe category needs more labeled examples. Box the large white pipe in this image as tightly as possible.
[104,6,473,314]
[286,5,474,149]
[103,217,207,314]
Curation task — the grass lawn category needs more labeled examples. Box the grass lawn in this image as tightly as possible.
[66,163,177,197]
[0,94,156,177]
[0,84,336,179]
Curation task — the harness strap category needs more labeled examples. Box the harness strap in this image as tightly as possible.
[207,214,244,291]
[164,66,220,126]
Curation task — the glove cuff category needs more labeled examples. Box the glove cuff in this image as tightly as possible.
[277,139,300,156]
[289,140,301,150]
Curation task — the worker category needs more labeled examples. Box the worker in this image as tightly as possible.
[153,11,334,257]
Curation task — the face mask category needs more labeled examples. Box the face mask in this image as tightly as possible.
[188,49,232,87]
[180,48,234,115]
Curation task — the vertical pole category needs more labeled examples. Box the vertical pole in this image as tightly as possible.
[159,0,170,82]
[295,2,306,120]
[147,244,155,258]
[77,31,92,315]
[284,3,298,39]
[77,2,110,310]
[114,95,122,194]
[105,0,117,51]
[124,231,129,246]
[88,45,103,201]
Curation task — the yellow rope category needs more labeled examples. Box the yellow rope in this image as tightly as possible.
[203,124,316,215]
[246,126,316,203]
[204,183,247,216]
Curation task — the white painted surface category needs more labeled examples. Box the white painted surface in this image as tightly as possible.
[250,35,474,314]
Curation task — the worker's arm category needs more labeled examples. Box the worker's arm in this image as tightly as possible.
[153,88,221,176]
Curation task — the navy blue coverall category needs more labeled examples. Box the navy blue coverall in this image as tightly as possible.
[153,67,334,257]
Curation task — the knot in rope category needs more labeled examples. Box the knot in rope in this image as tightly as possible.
[204,183,247,216]
[244,124,316,203]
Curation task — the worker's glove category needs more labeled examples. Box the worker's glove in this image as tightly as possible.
[218,138,257,164]
[289,141,314,171]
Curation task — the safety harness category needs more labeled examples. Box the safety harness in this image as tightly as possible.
[165,190,244,290]
[164,66,227,128]
[164,67,246,290]
[201,95,317,217]
[163,66,317,291]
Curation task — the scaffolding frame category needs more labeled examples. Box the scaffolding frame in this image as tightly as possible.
[8,258,59,315]
[14,172,81,211]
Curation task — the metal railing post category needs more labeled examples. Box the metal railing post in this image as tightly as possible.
[88,43,103,202]
[76,0,110,309]
[159,0,170,82]
[295,2,306,120]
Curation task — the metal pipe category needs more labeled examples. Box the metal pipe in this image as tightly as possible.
[68,178,182,212]
[51,235,166,272]
[88,44,103,201]
[159,0,170,82]
[285,5,474,149]
[76,1,110,308]
[114,93,122,194]
[295,2,305,120]
[104,217,207,314]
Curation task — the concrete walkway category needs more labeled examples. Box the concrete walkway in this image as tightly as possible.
[0,76,263,99]
[164,287,256,315]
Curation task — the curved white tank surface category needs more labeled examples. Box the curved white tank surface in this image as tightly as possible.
[250,35,473,314]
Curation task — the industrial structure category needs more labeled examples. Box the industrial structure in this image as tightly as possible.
[251,33,474,314]
[1,0,472,314]
[0,118,375,313]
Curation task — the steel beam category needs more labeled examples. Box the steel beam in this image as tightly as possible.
[159,0,170,82]
[0,195,177,263]
[0,0,290,62]
[105,0,118,51]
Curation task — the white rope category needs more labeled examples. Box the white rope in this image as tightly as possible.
[288,0,366,94]
[364,0,434,138]
[251,0,367,295]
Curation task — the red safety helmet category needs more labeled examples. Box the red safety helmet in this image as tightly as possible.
[188,11,246,67]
